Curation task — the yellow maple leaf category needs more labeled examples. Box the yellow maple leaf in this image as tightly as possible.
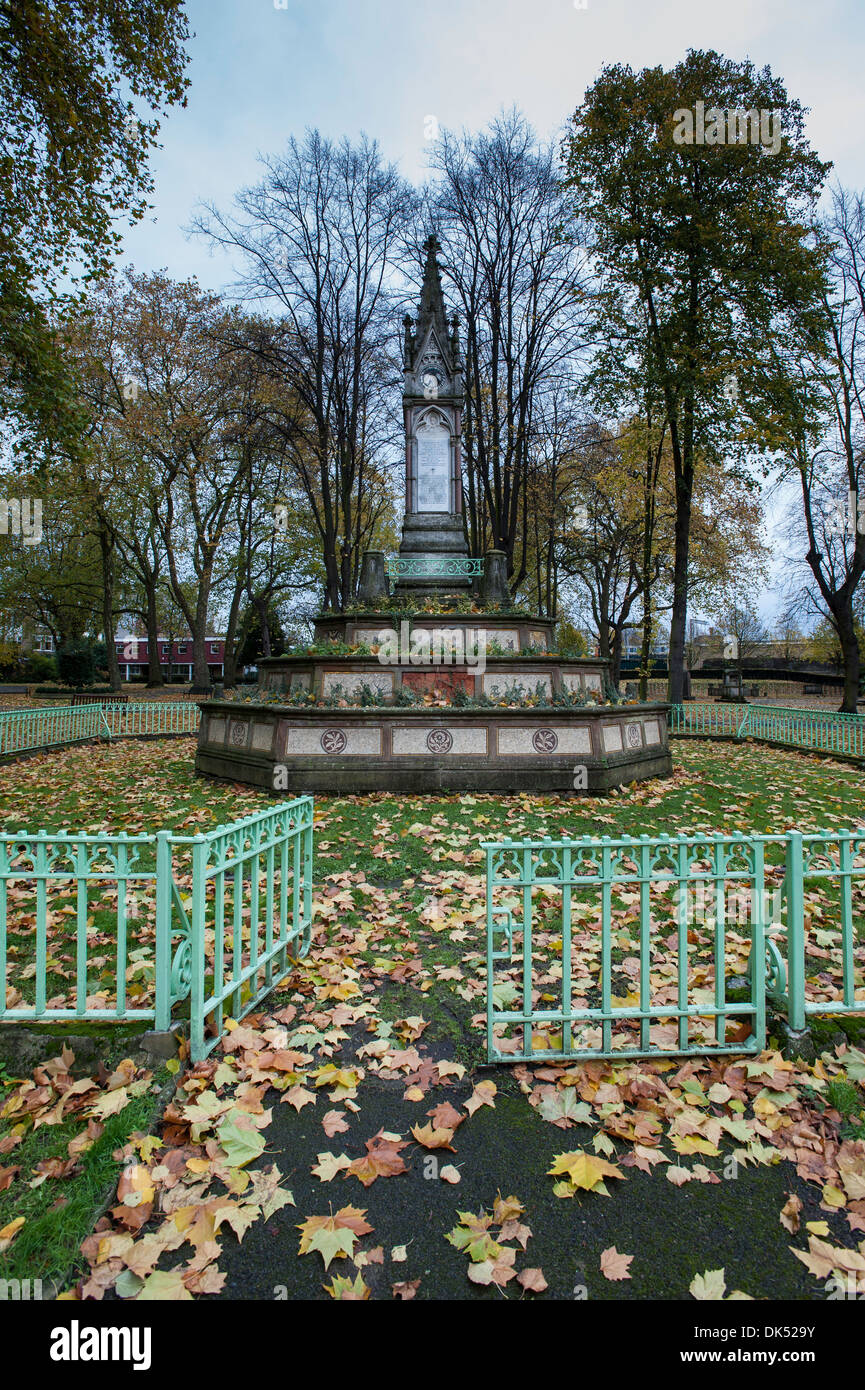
[297,1206,373,1270]
[547,1150,625,1192]
[324,1272,370,1300]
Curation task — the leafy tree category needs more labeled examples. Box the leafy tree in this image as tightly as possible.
[561,49,830,703]
[559,416,768,689]
[0,0,190,448]
[807,614,865,669]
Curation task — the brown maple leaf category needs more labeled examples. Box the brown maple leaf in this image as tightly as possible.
[346,1131,408,1187]
[426,1101,464,1131]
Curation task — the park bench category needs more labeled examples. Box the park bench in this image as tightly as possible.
[803,684,824,695]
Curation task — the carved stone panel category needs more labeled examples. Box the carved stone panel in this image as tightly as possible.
[228,719,249,749]
[286,726,383,756]
[497,725,591,756]
[392,726,488,755]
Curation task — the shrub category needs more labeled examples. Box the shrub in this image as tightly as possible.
[0,641,24,679]
[57,642,95,689]
[25,652,57,681]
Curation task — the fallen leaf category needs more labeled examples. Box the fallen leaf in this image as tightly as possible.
[600,1246,633,1281]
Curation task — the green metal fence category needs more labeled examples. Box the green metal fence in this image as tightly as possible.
[771,829,865,1031]
[169,798,314,1060]
[0,700,201,758]
[0,797,313,1061]
[483,828,865,1064]
[671,702,865,759]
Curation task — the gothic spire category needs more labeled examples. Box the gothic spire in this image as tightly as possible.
[413,234,450,358]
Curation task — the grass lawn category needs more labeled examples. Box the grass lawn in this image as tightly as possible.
[0,734,863,1300]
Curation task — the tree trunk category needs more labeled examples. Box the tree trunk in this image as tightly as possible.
[98,523,122,691]
[610,628,623,691]
[256,595,272,659]
[835,605,861,713]
[222,577,246,690]
[191,585,212,692]
[145,582,164,687]
[667,464,693,706]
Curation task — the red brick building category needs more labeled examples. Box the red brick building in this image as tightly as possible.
[115,635,225,683]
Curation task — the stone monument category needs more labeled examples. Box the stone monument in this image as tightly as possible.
[195,236,672,793]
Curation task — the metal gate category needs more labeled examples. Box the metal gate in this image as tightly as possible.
[483,828,864,1064]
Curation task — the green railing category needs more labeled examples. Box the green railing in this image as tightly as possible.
[170,798,314,1060]
[774,829,865,1030]
[0,701,201,758]
[671,702,865,759]
[483,828,865,1063]
[385,555,484,579]
[0,797,313,1062]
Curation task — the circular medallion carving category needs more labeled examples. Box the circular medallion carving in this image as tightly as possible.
[626,723,642,749]
[230,721,248,748]
[532,728,558,754]
[320,728,347,754]
[426,727,453,754]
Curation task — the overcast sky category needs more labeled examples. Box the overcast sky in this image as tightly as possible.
[119,0,865,627]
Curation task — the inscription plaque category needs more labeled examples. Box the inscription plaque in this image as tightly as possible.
[416,417,450,512]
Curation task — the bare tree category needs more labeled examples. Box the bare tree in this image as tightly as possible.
[766,187,865,710]
[709,582,768,688]
[195,131,415,611]
[427,110,589,587]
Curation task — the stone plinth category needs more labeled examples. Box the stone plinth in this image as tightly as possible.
[305,611,559,652]
[195,701,672,795]
[257,649,607,705]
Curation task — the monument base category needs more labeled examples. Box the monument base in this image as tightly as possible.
[195,702,672,795]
